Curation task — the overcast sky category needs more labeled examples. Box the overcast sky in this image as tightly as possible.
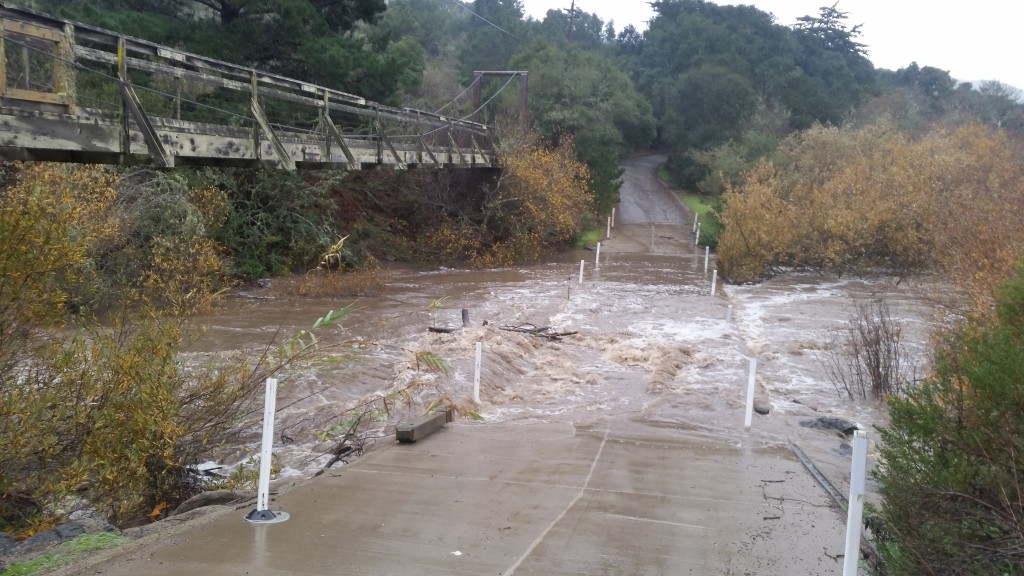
[519,0,1024,89]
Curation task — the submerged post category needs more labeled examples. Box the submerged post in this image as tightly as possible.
[711,269,717,296]
[843,431,869,576]
[606,217,611,239]
[578,260,584,285]
[245,378,289,523]
[744,358,757,429]
[726,304,733,322]
[692,212,698,234]
[704,246,710,274]
[696,223,701,246]
[473,341,482,403]
[595,242,601,270]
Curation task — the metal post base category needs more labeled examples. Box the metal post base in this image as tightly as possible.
[244,509,290,524]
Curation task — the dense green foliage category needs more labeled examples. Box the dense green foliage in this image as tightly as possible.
[509,42,655,213]
[876,268,1024,574]
[27,0,420,103]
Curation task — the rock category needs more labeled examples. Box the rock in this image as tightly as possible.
[835,442,853,457]
[800,416,860,435]
[17,518,119,556]
[791,398,819,411]
[172,490,248,516]
[753,400,772,415]
[0,531,17,555]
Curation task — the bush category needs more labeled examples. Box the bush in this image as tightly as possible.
[0,307,271,529]
[823,298,910,400]
[875,267,1024,574]
[717,121,1024,287]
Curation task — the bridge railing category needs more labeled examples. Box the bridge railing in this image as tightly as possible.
[0,2,496,169]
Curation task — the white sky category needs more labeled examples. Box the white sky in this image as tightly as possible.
[520,0,1024,89]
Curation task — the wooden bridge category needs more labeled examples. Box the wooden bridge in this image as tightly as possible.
[0,3,497,170]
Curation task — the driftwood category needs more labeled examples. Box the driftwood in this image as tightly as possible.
[498,324,578,341]
[427,308,471,333]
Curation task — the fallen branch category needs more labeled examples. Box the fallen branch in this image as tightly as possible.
[498,324,578,341]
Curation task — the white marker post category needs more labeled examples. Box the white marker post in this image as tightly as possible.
[692,212,698,233]
[611,207,616,228]
[711,269,718,296]
[578,260,585,285]
[704,246,710,274]
[695,223,701,246]
[595,242,601,270]
[606,217,612,239]
[473,342,482,404]
[726,304,733,322]
[843,431,869,576]
[744,358,757,429]
[245,378,289,523]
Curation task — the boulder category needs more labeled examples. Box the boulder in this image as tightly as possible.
[753,400,772,415]
[173,490,248,516]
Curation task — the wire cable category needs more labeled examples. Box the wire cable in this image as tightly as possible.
[421,72,518,137]
[434,75,481,115]
[444,0,518,38]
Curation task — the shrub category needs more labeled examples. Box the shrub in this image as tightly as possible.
[875,267,1024,574]
[823,298,910,400]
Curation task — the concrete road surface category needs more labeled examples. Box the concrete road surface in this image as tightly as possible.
[65,422,848,575]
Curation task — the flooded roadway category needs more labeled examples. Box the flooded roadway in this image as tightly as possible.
[105,153,941,575]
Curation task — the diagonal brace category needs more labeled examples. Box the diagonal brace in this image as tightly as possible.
[118,80,173,167]
[250,98,294,170]
[323,114,356,164]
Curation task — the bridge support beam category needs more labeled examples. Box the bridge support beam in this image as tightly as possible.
[447,131,467,165]
[250,72,294,170]
[374,119,404,168]
[117,38,172,167]
[320,94,356,165]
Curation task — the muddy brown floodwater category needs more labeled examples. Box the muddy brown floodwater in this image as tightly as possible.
[136,153,942,574]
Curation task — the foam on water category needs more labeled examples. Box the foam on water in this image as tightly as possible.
[187,261,940,481]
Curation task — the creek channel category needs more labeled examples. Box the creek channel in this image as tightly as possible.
[183,155,940,512]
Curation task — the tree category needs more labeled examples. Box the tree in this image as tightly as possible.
[662,64,758,186]
[793,2,867,57]
[790,2,876,126]
[975,80,1024,129]
[509,41,655,212]
[457,0,528,79]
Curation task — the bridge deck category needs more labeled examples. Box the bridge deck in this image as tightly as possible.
[0,2,496,170]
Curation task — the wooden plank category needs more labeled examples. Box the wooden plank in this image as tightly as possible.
[3,87,67,105]
[396,411,448,444]
[1,19,62,42]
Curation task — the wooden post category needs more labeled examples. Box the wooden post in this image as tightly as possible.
[0,24,7,98]
[251,70,260,161]
[117,37,129,155]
